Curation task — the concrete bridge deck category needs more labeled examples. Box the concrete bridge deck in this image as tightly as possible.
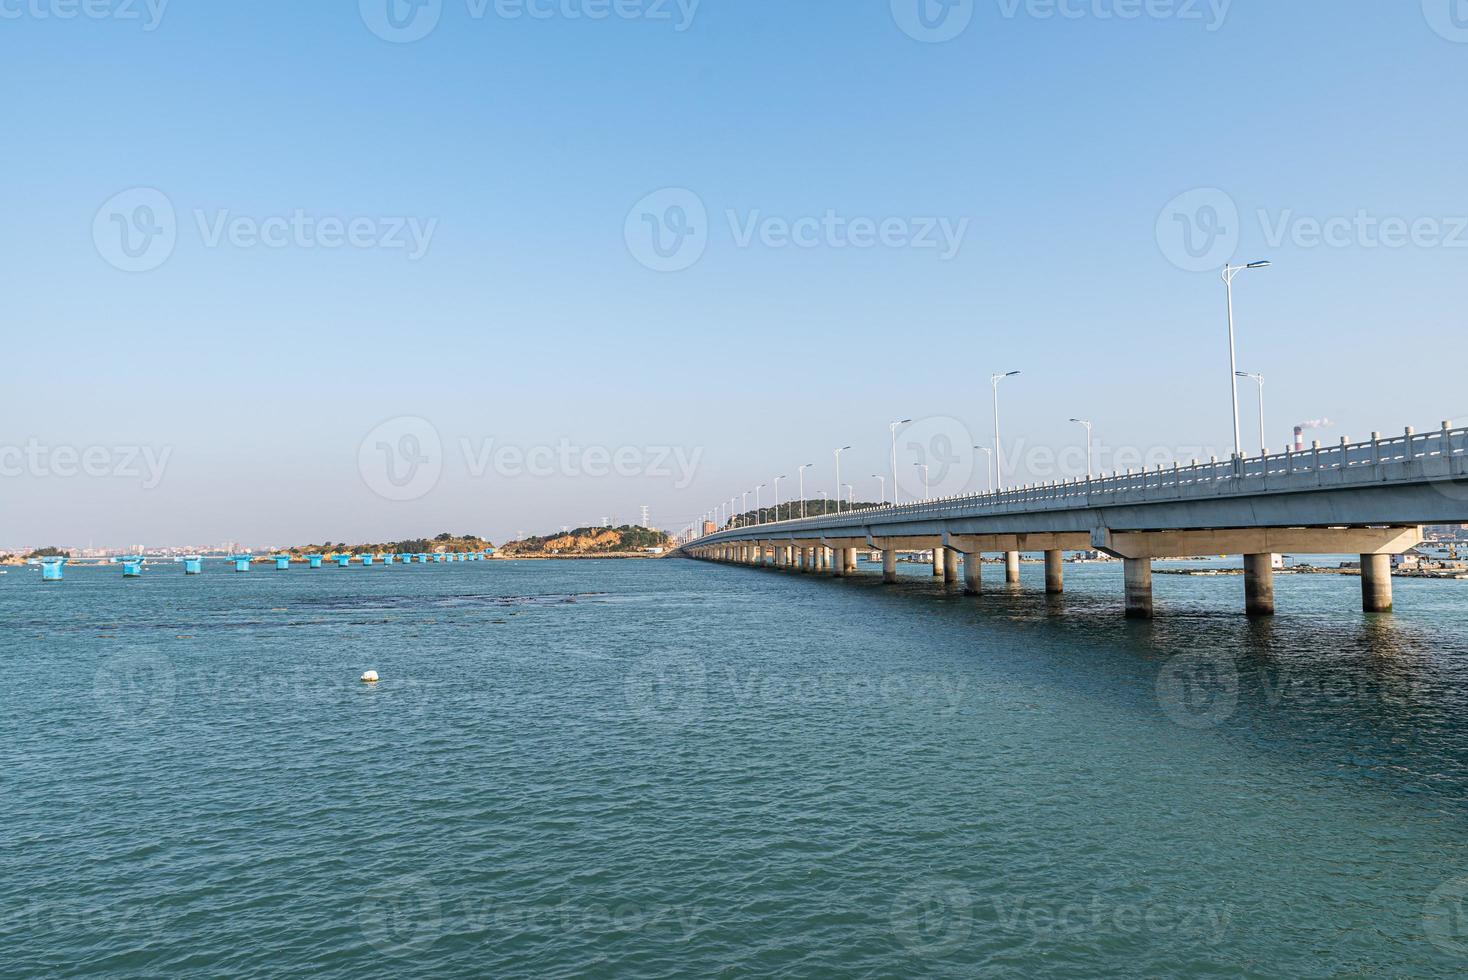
[678,423,1468,617]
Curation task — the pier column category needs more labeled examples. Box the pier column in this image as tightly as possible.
[882,548,898,583]
[1044,551,1064,594]
[802,547,814,573]
[1005,551,1021,584]
[1361,554,1393,613]
[845,548,858,573]
[963,552,982,595]
[1243,554,1275,617]
[832,546,845,577]
[943,547,959,584]
[932,547,945,579]
[1124,558,1153,619]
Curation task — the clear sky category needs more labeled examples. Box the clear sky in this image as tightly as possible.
[3,0,1466,548]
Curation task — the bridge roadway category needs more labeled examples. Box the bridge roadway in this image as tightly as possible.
[676,423,1468,618]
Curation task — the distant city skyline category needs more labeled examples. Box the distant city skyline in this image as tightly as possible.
[4,2,1467,547]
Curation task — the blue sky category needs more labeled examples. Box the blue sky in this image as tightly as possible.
[2,0,1466,547]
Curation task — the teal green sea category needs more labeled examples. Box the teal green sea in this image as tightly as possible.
[4,557,1468,977]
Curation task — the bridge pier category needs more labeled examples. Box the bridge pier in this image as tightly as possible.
[943,547,959,585]
[1243,554,1275,616]
[844,548,858,573]
[1361,554,1393,613]
[931,547,944,578]
[1005,551,1021,584]
[1124,558,1153,619]
[831,546,845,577]
[1044,550,1064,594]
[882,548,898,583]
[963,551,982,594]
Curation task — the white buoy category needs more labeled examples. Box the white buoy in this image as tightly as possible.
[360,670,380,683]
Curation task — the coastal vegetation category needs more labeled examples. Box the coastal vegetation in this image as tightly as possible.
[498,525,670,556]
[279,532,494,557]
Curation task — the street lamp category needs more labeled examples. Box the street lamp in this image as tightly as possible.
[1223,261,1271,459]
[914,462,930,500]
[773,475,786,522]
[817,489,828,514]
[1069,419,1093,479]
[843,483,854,508]
[798,463,814,519]
[833,446,852,514]
[740,491,748,527]
[889,419,911,504]
[1235,371,1265,457]
[973,446,993,493]
[872,474,885,504]
[754,484,766,525]
[991,371,1021,490]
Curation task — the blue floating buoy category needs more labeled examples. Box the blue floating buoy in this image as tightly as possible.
[122,558,144,578]
[307,554,323,569]
[183,556,203,575]
[383,554,395,565]
[274,555,291,570]
[231,555,251,572]
[336,555,351,568]
[41,558,65,582]
[362,554,375,567]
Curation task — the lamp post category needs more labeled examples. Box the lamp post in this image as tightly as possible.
[973,446,993,493]
[1222,261,1271,459]
[740,492,748,528]
[843,483,854,508]
[833,446,852,514]
[991,371,1021,490]
[914,462,930,500]
[773,475,785,522]
[872,474,885,504]
[798,463,813,519]
[889,419,911,504]
[1235,371,1265,457]
[754,484,765,525]
[1069,419,1093,479]
[817,490,828,515]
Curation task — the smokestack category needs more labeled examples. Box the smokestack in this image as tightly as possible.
[1293,419,1333,451]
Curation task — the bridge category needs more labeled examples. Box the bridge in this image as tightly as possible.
[676,422,1468,618]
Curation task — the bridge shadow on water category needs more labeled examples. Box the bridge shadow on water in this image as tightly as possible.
[725,560,1468,815]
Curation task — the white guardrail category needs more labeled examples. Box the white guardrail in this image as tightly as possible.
[690,422,1467,541]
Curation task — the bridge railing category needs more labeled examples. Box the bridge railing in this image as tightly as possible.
[691,422,1466,541]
